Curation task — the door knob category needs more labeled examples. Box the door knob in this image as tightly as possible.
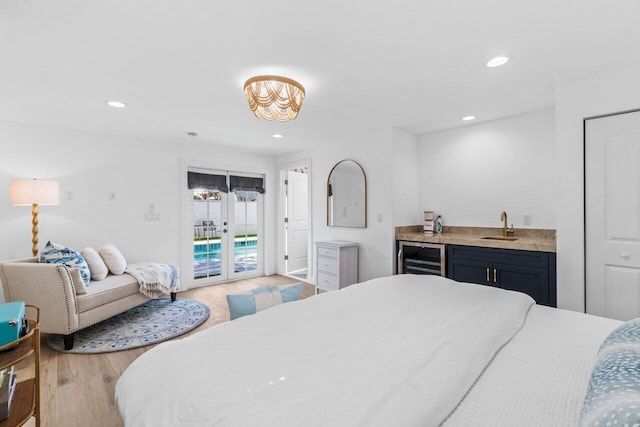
[620,252,631,259]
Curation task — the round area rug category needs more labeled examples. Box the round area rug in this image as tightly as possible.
[47,298,210,354]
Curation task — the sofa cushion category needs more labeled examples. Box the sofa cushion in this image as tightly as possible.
[99,243,127,275]
[40,241,91,285]
[76,273,140,314]
[81,247,108,281]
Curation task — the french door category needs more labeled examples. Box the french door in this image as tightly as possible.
[186,169,264,287]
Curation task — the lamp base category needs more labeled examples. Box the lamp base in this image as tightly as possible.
[31,203,39,257]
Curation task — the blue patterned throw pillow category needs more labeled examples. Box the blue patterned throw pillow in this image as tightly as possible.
[582,318,640,427]
[226,283,304,320]
[40,241,91,285]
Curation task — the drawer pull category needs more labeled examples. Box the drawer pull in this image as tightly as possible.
[621,252,631,260]
[486,268,490,282]
[493,268,497,283]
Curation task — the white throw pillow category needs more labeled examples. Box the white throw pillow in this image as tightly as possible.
[81,247,109,281]
[98,243,127,275]
[68,267,88,295]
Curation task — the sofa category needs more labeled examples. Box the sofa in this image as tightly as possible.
[0,257,176,349]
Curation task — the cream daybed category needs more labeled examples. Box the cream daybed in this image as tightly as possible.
[0,257,176,350]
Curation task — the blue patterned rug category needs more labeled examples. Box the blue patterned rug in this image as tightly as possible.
[47,298,210,354]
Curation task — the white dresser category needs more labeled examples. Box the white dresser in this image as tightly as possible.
[315,240,359,293]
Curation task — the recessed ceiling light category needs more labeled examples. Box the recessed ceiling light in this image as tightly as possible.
[486,56,509,68]
[272,133,284,138]
[107,100,126,108]
[462,115,476,121]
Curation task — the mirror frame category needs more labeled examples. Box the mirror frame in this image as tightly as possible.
[326,159,367,228]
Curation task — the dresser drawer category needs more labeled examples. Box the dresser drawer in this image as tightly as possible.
[317,246,338,258]
[317,272,339,291]
[317,256,338,274]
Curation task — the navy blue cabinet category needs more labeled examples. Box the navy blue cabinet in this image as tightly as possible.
[446,245,557,307]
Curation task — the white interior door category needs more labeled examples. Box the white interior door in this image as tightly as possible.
[586,110,640,320]
[286,169,309,274]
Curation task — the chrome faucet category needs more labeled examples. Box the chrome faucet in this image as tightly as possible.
[501,211,515,237]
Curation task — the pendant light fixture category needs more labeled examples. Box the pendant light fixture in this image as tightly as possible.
[243,75,305,122]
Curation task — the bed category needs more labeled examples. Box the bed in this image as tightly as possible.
[115,275,626,426]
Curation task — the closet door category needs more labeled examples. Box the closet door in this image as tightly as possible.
[585,110,640,320]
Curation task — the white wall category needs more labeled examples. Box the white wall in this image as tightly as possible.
[555,64,640,312]
[0,121,278,285]
[391,128,420,227]
[278,128,396,282]
[417,109,556,229]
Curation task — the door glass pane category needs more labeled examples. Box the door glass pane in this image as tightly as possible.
[234,191,258,273]
[193,190,222,279]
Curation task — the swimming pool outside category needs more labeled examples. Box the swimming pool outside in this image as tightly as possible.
[194,237,257,278]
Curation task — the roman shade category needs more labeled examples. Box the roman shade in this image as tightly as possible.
[229,175,265,194]
[187,172,229,192]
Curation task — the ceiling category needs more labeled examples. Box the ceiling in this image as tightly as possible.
[1,0,640,155]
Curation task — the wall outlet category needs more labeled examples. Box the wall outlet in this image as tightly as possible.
[66,191,73,201]
[377,213,383,223]
[523,214,532,226]
[144,214,161,222]
[108,192,116,201]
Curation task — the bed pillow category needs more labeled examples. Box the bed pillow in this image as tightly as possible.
[80,247,109,281]
[98,243,127,275]
[279,282,304,302]
[226,283,305,320]
[227,286,283,320]
[581,318,640,427]
[39,240,91,285]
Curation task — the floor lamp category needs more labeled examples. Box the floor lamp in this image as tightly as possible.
[10,179,60,257]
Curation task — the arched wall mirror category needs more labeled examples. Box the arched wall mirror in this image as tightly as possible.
[327,159,367,228]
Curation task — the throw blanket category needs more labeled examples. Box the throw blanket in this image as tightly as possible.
[116,275,533,426]
[125,262,180,299]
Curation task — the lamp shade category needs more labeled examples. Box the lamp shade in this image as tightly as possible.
[10,179,60,206]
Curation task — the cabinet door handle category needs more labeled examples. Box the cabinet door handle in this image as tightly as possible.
[486,268,490,282]
[493,268,497,283]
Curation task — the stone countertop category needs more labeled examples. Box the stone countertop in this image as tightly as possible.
[395,225,556,253]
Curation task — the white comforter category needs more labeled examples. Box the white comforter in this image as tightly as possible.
[116,275,534,427]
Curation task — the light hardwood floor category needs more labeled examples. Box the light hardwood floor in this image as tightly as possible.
[17,275,314,427]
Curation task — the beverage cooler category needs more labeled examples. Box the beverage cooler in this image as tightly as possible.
[396,241,446,276]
